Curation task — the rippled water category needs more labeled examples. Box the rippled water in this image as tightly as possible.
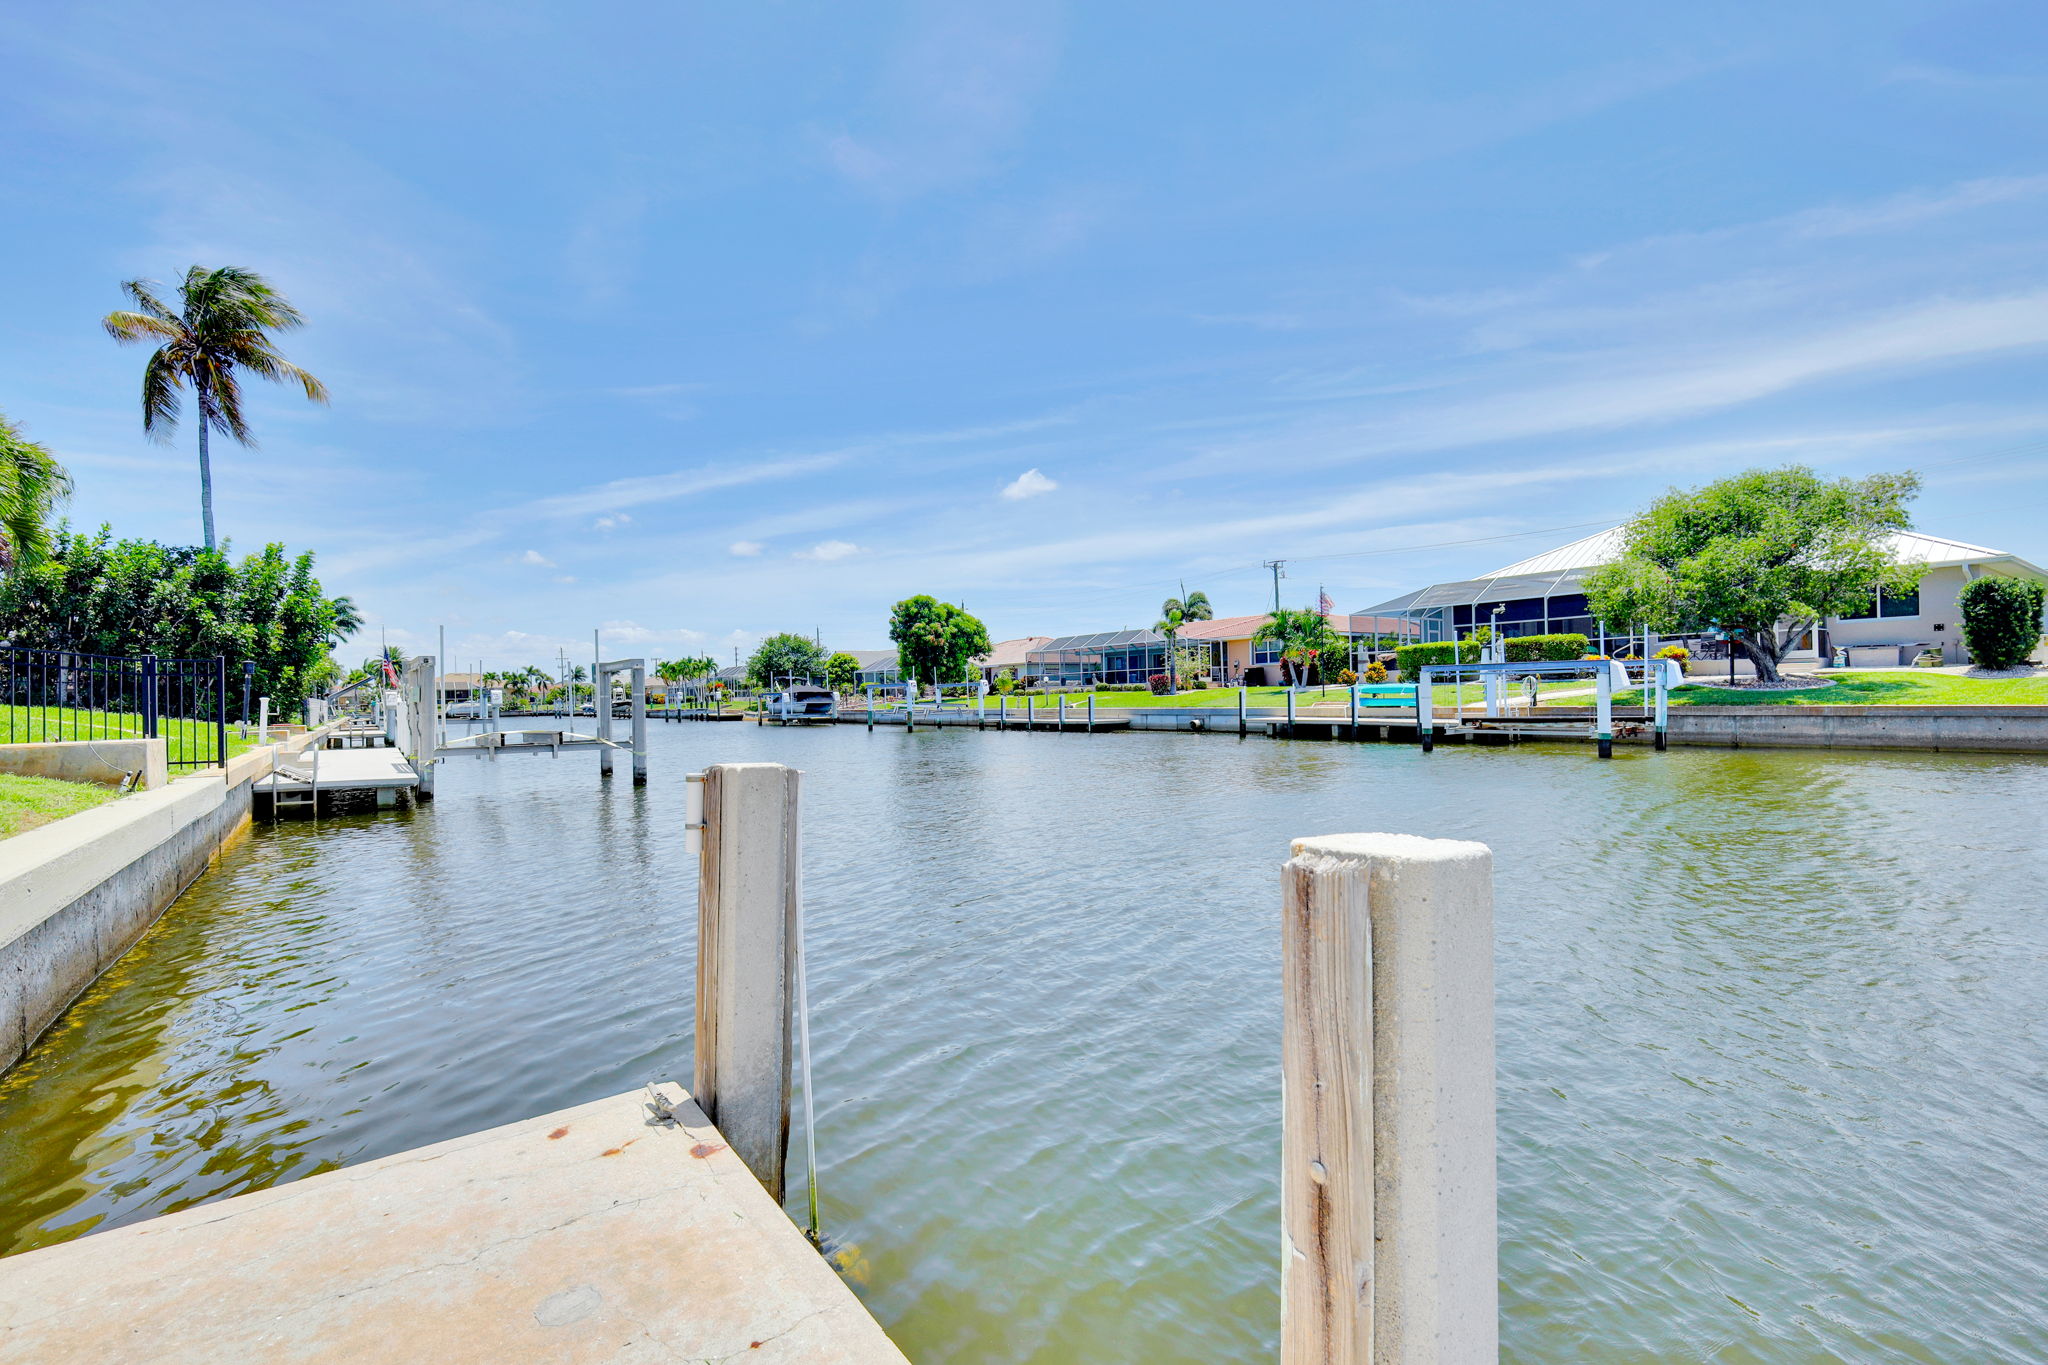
[3,723,2045,1361]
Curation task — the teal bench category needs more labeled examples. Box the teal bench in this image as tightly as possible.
[1351,683,1419,708]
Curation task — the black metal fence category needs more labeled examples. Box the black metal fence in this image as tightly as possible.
[1,646,230,772]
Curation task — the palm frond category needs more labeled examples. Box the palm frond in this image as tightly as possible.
[138,349,186,438]
[0,411,72,571]
[118,279,180,323]
[102,309,185,345]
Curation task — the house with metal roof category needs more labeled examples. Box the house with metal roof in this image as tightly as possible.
[1363,526,2047,666]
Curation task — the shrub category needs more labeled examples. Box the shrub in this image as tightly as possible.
[1959,576,2046,669]
[1363,661,1388,683]
[1503,633,1590,663]
[1394,640,1481,676]
[1146,673,1172,694]
[1336,668,1359,685]
[1655,644,1690,662]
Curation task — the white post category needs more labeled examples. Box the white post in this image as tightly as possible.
[257,696,269,746]
[1282,833,1497,1365]
[436,625,447,755]
[630,663,648,782]
[693,762,799,1199]
[1416,667,1435,752]
[1596,663,1615,759]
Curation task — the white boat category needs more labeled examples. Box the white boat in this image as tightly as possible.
[763,683,838,722]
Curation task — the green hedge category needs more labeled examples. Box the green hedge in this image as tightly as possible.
[1394,641,1480,675]
[1396,633,1589,676]
[1959,577,2046,670]
[1504,633,1590,662]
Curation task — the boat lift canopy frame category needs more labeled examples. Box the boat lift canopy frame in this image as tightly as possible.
[1416,656,1684,759]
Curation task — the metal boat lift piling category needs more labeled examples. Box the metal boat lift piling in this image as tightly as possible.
[1415,656,1684,758]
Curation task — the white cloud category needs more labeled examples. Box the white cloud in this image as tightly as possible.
[519,549,555,567]
[728,540,765,557]
[795,540,861,561]
[1001,468,1058,500]
[593,513,633,532]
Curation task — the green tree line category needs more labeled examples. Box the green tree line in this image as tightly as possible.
[0,526,360,716]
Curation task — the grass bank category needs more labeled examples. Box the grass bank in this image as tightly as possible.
[1617,670,2048,708]
[2,705,261,766]
[0,773,119,839]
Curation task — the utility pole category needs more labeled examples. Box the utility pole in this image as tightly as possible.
[1264,559,1287,613]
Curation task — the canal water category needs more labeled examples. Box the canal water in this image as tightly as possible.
[2,723,2044,1362]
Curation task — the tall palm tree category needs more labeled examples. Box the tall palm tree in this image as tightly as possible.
[1154,590,1212,695]
[0,411,71,572]
[104,265,329,550]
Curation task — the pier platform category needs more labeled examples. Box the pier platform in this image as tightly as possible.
[0,1084,905,1364]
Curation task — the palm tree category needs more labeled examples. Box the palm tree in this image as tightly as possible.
[1254,607,1342,686]
[0,411,71,572]
[1152,589,1213,696]
[104,265,329,550]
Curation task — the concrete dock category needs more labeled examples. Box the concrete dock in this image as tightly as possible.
[0,1084,905,1364]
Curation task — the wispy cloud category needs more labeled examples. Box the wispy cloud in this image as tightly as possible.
[518,549,555,567]
[819,7,1064,198]
[729,540,765,557]
[795,539,861,561]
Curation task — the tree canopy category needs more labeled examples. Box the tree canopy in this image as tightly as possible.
[1582,466,1920,681]
[888,596,991,684]
[0,526,360,715]
[825,651,863,692]
[746,633,827,688]
[0,411,71,572]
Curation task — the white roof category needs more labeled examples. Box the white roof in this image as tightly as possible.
[1367,527,2041,614]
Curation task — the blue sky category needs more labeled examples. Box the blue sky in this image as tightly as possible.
[5,1,2047,669]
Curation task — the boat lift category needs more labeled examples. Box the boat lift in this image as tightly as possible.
[1415,655,1685,758]
[434,654,648,784]
[762,678,839,725]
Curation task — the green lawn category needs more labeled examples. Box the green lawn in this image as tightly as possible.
[1613,670,2048,708]
[954,681,1582,711]
[1,705,260,766]
[0,772,119,839]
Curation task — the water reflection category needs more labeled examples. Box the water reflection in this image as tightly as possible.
[1,725,2044,1362]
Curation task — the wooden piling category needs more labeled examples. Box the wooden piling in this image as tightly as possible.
[1281,833,1496,1365]
[693,762,800,1200]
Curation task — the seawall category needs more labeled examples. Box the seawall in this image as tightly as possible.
[0,745,275,1071]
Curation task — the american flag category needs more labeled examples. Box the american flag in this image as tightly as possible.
[1317,589,1334,617]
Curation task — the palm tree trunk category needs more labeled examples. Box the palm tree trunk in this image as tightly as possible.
[196,413,216,550]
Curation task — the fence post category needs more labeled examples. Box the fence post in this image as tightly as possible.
[693,762,799,1199]
[214,656,229,768]
[1240,686,1247,737]
[258,697,270,746]
[1281,833,1496,1365]
[141,655,159,739]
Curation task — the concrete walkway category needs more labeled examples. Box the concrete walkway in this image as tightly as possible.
[0,1085,906,1364]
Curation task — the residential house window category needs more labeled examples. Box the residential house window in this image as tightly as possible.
[1840,591,1880,620]
[1253,642,1281,665]
[1879,585,1920,618]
